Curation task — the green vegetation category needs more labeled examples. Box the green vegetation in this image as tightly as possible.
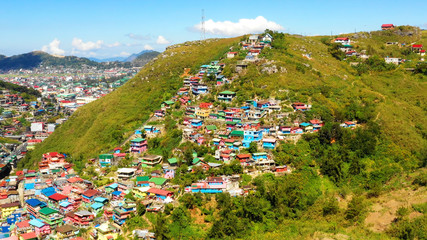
[0,51,131,71]
[21,37,239,168]
[19,27,427,239]
[0,80,41,98]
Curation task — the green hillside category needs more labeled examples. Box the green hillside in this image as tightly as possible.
[21,37,239,167]
[131,50,160,67]
[0,51,133,71]
[18,27,427,239]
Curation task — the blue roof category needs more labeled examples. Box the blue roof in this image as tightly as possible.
[300,122,311,127]
[25,183,35,190]
[25,199,45,207]
[29,219,45,228]
[41,187,56,197]
[91,202,104,210]
[106,183,118,189]
[112,191,122,196]
[59,201,72,207]
[94,197,108,203]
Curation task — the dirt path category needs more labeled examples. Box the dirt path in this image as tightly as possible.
[365,187,426,232]
[118,114,155,148]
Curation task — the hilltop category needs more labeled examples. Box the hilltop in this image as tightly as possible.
[0,51,133,71]
[131,50,161,67]
[88,50,160,64]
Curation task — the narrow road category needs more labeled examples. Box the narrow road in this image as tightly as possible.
[118,114,156,149]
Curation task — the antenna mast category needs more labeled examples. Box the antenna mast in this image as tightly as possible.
[201,9,206,40]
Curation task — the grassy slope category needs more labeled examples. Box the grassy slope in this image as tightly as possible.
[225,29,426,155]
[22,37,239,167]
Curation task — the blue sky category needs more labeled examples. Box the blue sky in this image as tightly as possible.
[1,0,426,58]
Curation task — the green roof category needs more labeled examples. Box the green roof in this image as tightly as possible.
[168,158,178,164]
[39,207,58,216]
[192,158,200,164]
[149,177,167,185]
[219,91,236,95]
[230,130,244,137]
[131,138,145,143]
[163,100,175,105]
[206,125,217,131]
[226,121,237,125]
[136,176,150,182]
[99,154,113,159]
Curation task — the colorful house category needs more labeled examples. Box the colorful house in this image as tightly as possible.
[252,152,268,161]
[56,224,78,240]
[93,223,119,240]
[187,177,227,193]
[25,199,46,218]
[28,219,51,237]
[99,154,114,167]
[218,91,236,102]
[130,138,147,153]
[262,138,277,149]
[242,130,263,148]
[190,119,203,128]
[19,232,37,240]
[0,202,20,218]
[82,189,100,203]
[38,207,63,228]
[65,210,94,226]
[381,24,394,30]
[146,188,174,200]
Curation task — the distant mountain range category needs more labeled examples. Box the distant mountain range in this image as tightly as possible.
[88,50,160,63]
[0,50,160,71]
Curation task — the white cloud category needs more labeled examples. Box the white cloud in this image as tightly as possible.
[193,16,284,36]
[106,41,121,48]
[143,44,154,50]
[156,35,170,45]
[126,33,151,41]
[120,51,130,56]
[41,39,65,55]
[72,38,104,51]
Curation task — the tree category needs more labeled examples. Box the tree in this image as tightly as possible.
[248,141,258,154]
[171,206,190,239]
[154,212,170,240]
[137,202,146,216]
[345,196,365,221]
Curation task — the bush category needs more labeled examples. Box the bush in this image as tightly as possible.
[345,196,365,222]
[322,196,339,216]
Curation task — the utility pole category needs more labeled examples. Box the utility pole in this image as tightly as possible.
[201,9,206,40]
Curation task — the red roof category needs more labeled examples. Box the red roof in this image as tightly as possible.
[49,193,68,201]
[381,24,394,28]
[412,44,423,48]
[147,188,173,196]
[421,50,426,53]
[228,52,238,54]
[335,37,349,41]
[199,102,213,109]
[83,189,99,198]
[310,119,322,124]
[237,154,251,159]
[67,177,83,183]
[16,220,30,228]
[20,232,37,240]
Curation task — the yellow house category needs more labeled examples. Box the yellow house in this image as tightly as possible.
[1,202,20,218]
[195,109,211,119]
[96,223,119,240]
[132,187,150,199]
